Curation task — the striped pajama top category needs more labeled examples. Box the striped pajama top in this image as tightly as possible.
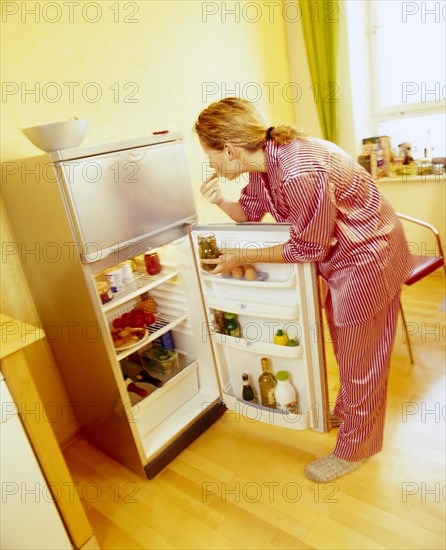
[239,138,413,326]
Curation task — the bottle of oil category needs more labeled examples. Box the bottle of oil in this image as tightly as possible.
[258,357,276,408]
[242,373,256,403]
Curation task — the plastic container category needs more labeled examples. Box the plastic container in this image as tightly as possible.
[120,261,134,283]
[275,371,297,411]
[141,347,179,374]
[105,268,124,292]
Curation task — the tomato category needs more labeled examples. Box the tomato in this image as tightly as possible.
[132,309,145,321]
[112,317,125,329]
[121,313,132,326]
[144,313,155,325]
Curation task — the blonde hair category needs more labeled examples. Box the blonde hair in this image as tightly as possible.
[194,97,305,151]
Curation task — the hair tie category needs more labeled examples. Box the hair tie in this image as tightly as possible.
[266,126,274,140]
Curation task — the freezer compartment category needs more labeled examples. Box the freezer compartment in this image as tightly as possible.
[57,139,197,261]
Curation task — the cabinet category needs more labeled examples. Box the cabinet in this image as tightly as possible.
[0,315,97,550]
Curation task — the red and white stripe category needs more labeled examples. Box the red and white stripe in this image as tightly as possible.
[240,138,413,326]
[325,290,400,460]
[238,138,413,459]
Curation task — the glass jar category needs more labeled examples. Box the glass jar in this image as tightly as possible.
[144,252,162,275]
[198,233,219,271]
[224,312,241,337]
[96,281,113,304]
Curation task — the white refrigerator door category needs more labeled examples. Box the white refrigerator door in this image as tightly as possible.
[191,223,329,433]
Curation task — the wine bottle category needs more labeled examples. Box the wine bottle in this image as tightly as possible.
[258,357,276,408]
[121,357,163,387]
[126,381,148,398]
[136,369,163,388]
[242,373,256,403]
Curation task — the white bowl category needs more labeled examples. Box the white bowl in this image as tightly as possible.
[22,119,89,152]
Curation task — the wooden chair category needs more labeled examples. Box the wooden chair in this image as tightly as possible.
[397,213,446,363]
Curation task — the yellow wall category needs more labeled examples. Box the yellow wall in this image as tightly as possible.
[1,0,296,444]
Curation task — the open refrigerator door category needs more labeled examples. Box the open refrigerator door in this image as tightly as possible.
[191,223,329,433]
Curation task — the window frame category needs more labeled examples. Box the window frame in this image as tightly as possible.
[367,0,445,128]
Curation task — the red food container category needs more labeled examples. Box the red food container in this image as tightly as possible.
[144,252,162,275]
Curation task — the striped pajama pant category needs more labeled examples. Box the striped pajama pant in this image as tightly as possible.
[324,290,401,461]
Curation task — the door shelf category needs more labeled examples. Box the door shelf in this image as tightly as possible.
[115,312,188,361]
[200,270,297,288]
[205,297,299,319]
[223,394,310,430]
[100,267,179,312]
[212,332,303,358]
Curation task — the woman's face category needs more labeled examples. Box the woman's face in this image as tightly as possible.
[200,139,241,181]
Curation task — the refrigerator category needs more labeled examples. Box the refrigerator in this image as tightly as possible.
[1,133,328,479]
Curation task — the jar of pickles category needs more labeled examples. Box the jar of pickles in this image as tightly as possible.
[198,233,220,271]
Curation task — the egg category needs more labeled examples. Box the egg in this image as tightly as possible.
[231,266,244,279]
[243,264,257,280]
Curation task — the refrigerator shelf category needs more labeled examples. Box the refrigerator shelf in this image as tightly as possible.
[205,297,299,319]
[115,312,188,361]
[223,394,310,430]
[100,267,179,313]
[212,333,304,358]
[201,270,297,288]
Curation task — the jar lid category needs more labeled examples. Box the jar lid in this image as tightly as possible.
[224,313,236,319]
[276,371,289,381]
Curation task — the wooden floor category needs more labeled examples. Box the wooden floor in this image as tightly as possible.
[63,274,446,550]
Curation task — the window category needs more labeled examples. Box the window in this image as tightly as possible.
[367,0,445,156]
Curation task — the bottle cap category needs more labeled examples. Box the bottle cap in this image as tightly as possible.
[276,371,289,381]
[224,313,235,319]
[242,373,248,381]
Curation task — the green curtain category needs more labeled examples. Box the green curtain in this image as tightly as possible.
[299,0,340,143]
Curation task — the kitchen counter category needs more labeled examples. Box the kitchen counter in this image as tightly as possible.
[375,174,445,255]
[0,313,97,549]
[0,313,45,359]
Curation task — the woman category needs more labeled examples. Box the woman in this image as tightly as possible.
[194,97,413,482]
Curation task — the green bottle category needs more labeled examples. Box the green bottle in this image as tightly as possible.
[242,373,256,403]
[224,312,241,337]
[258,357,276,408]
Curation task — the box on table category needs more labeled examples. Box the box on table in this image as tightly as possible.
[362,136,392,177]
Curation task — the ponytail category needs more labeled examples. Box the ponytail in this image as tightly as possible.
[194,97,305,150]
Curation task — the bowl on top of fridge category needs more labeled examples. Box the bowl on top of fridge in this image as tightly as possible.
[22,118,89,152]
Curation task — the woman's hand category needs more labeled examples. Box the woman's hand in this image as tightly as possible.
[201,248,244,275]
[200,173,222,205]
